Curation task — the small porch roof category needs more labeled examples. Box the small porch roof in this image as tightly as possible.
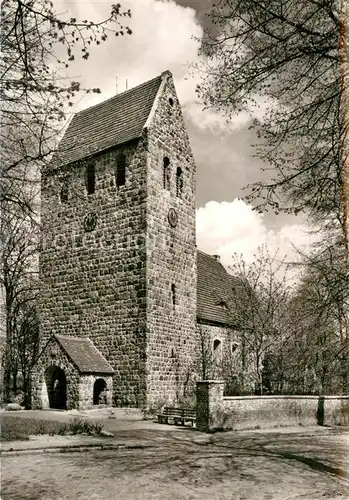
[54,334,114,375]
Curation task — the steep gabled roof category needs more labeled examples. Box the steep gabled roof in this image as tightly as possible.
[52,74,163,168]
[197,250,238,325]
[54,334,114,374]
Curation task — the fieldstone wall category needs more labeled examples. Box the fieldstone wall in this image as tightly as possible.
[197,324,237,378]
[196,324,255,395]
[79,374,113,409]
[40,138,149,408]
[32,338,114,410]
[144,72,197,406]
[196,381,349,432]
[39,71,201,409]
[31,338,80,410]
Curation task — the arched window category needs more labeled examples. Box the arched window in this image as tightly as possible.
[176,167,183,198]
[116,153,126,187]
[213,339,222,361]
[60,178,69,203]
[86,162,95,195]
[163,157,170,190]
[93,378,107,405]
[171,283,176,306]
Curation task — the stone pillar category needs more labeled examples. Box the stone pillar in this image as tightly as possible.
[196,380,224,432]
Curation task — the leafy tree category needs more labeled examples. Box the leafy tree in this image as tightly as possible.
[194,245,347,396]
[197,0,349,252]
[1,196,39,404]
[253,234,349,395]
[0,0,132,403]
[227,247,292,394]
[196,323,214,380]
[1,0,132,213]
[287,241,349,393]
[194,322,251,395]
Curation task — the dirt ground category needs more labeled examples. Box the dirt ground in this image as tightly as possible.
[2,423,349,500]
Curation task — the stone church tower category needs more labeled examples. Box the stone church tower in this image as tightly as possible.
[32,71,197,409]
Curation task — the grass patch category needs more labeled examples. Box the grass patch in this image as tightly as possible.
[1,416,105,442]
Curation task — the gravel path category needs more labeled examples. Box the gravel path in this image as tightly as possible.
[2,428,349,500]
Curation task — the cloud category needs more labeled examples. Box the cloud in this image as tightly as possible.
[56,0,200,102]
[196,200,316,274]
[56,0,249,133]
[54,0,303,239]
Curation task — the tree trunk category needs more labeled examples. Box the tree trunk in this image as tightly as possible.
[256,353,263,395]
[3,350,11,402]
[3,313,13,402]
[12,369,17,393]
[339,1,349,257]
[338,5,349,396]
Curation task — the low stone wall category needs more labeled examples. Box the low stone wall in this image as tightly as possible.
[196,381,349,432]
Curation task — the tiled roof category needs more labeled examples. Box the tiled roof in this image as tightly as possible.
[197,250,238,325]
[52,75,163,168]
[54,335,114,374]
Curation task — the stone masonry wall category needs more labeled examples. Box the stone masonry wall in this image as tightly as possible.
[196,381,349,432]
[39,71,204,409]
[197,324,237,378]
[196,323,254,395]
[145,72,197,406]
[31,339,80,410]
[40,138,149,408]
[79,374,113,410]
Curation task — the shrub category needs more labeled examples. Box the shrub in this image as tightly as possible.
[69,417,89,435]
[10,391,25,406]
[176,393,196,409]
[67,417,104,435]
[1,417,53,441]
[1,417,30,441]
[1,415,105,441]
[56,423,68,436]
[142,398,168,419]
[90,421,104,434]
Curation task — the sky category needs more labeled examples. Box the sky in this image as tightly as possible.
[54,0,315,270]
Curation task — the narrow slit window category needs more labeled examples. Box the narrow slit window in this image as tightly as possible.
[231,342,239,354]
[213,339,222,359]
[116,153,126,187]
[171,283,176,306]
[60,179,69,203]
[163,157,170,190]
[176,167,183,198]
[86,162,95,195]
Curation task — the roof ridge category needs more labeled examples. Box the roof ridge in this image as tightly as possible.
[197,249,215,257]
[197,249,225,267]
[53,335,114,374]
[74,74,163,118]
[54,334,89,342]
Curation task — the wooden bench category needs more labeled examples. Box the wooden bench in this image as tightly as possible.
[158,407,196,426]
